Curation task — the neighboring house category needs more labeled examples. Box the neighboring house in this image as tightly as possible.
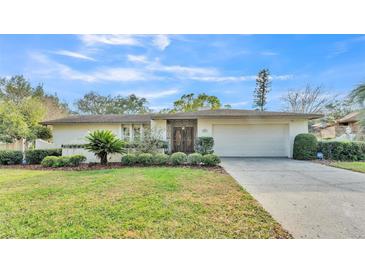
[311,111,363,140]
[0,139,27,152]
[40,109,321,162]
[337,111,361,133]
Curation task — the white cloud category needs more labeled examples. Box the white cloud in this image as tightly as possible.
[271,74,293,80]
[79,34,171,51]
[152,35,170,51]
[127,54,148,63]
[116,89,179,99]
[29,52,149,82]
[53,50,95,61]
[191,74,293,82]
[127,55,218,77]
[191,75,256,82]
[148,61,217,77]
[329,35,365,57]
[223,101,248,107]
[80,34,140,46]
[91,68,148,82]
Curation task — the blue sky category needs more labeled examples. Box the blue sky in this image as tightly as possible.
[1,34,365,111]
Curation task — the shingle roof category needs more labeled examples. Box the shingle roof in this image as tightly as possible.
[337,112,360,124]
[151,109,323,120]
[41,114,152,125]
[41,109,322,125]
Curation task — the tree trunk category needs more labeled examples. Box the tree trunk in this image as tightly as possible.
[100,153,108,165]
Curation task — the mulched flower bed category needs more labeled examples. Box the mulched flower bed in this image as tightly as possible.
[0,163,226,173]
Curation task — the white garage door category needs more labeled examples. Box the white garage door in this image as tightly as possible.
[213,124,289,157]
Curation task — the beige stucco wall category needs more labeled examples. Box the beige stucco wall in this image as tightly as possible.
[46,124,121,163]
[197,118,308,158]
[51,123,122,147]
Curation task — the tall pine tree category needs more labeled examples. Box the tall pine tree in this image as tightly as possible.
[253,69,271,111]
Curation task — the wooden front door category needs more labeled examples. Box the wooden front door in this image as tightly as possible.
[173,127,194,153]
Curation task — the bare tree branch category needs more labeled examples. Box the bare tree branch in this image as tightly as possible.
[281,85,333,113]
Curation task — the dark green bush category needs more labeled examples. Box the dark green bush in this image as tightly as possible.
[170,152,187,165]
[68,155,87,166]
[153,153,170,165]
[201,154,221,166]
[121,154,137,166]
[293,133,318,160]
[25,149,62,164]
[136,153,154,165]
[0,150,23,165]
[187,153,203,165]
[318,141,365,161]
[194,137,214,155]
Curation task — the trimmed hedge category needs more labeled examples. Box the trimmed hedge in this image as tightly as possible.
[293,133,318,160]
[121,154,137,166]
[187,153,203,165]
[153,153,170,165]
[170,152,187,165]
[41,154,86,168]
[121,152,220,166]
[25,149,62,164]
[136,153,154,165]
[68,155,87,166]
[318,141,365,161]
[0,150,23,165]
[201,154,221,166]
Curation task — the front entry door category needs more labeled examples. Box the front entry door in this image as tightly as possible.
[173,127,194,153]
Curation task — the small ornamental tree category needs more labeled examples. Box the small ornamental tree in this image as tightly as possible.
[85,130,125,165]
[195,137,214,155]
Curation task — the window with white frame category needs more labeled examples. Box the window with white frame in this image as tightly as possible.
[133,125,141,141]
[122,126,130,141]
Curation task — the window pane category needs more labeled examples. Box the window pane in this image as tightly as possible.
[122,127,130,141]
[133,126,141,140]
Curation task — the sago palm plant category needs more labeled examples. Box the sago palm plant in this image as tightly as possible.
[84,130,125,165]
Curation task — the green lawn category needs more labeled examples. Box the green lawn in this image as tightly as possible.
[329,161,365,173]
[0,167,291,239]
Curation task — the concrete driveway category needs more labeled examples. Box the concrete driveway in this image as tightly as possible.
[221,158,365,239]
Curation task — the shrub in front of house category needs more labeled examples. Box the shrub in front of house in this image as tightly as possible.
[68,155,87,166]
[84,130,126,165]
[41,155,86,168]
[25,149,62,164]
[201,154,221,166]
[318,141,365,161]
[121,154,137,166]
[41,156,59,167]
[170,152,187,165]
[0,150,23,165]
[136,153,154,165]
[194,137,214,155]
[153,153,170,165]
[293,133,318,160]
[187,153,203,165]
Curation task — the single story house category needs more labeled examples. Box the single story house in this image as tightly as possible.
[337,111,361,132]
[40,109,321,161]
[311,111,363,140]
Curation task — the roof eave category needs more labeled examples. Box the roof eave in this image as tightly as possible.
[152,114,323,120]
[40,121,151,125]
